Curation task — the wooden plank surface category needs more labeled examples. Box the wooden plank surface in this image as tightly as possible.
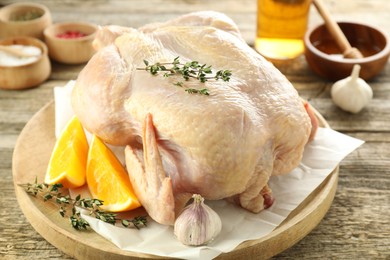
[1,0,389,259]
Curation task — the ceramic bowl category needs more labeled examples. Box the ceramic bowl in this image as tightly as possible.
[0,36,51,90]
[0,2,52,40]
[43,22,98,64]
[304,22,390,81]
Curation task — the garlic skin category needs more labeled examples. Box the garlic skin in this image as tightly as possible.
[174,194,222,246]
[331,64,373,114]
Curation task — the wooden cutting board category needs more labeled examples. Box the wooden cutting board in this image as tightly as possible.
[12,101,337,260]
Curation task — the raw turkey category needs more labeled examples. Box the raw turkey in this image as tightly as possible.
[72,11,318,225]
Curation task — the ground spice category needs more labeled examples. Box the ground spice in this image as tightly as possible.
[9,10,43,21]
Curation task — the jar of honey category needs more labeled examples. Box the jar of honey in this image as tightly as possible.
[255,0,311,61]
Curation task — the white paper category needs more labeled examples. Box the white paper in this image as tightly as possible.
[54,81,76,139]
[55,81,363,259]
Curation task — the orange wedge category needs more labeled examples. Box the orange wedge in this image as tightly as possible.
[86,135,141,212]
[45,116,89,188]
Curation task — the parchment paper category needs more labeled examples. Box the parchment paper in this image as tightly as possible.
[54,81,363,259]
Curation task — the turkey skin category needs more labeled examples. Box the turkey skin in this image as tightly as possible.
[72,11,316,225]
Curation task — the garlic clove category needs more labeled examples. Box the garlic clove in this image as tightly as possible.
[174,194,222,246]
[331,64,373,114]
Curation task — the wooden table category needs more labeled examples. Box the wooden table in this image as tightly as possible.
[1,0,389,259]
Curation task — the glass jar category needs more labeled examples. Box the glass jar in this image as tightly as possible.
[255,0,311,61]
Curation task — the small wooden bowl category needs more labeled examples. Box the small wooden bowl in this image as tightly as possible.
[304,22,390,81]
[44,22,98,64]
[0,2,52,40]
[0,36,51,90]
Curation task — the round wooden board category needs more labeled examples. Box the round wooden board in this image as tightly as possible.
[12,101,337,260]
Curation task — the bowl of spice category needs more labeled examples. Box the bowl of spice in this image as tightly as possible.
[44,22,98,64]
[0,36,51,90]
[304,22,390,81]
[0,2,52,40]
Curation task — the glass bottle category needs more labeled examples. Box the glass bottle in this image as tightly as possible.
[255,0,311,61]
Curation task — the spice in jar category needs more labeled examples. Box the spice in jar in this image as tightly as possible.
[9,10,44,21]
[0,45,42,67]
[56,31,88,39]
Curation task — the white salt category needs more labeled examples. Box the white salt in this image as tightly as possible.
[0,45,42,67]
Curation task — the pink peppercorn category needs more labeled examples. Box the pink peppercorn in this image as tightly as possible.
[56,31,87,39]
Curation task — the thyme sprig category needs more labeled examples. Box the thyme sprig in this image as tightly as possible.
[19,178,147,230]
[138,56,232,96]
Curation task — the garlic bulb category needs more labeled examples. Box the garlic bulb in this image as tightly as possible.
[174,194,222,246]
[331,64,373,113]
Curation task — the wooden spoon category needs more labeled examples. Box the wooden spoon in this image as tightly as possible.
[0,45,38,58]
[313,0,364,59]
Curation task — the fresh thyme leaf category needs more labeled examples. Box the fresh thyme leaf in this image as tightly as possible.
[173,56,180,65]
[215,69,232,81]
[185,88,210,95]
[121,216,148,229]
[59,207,66,217]
[70,212,89,230]
[199,88,210,96]
[132,216,148,229]
[19,181,147,231]
[137,56,232,96]
[174,81,184,87]
[184,88,196,94]
[43,193,52,201]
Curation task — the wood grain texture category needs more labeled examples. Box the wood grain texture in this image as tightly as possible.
[1,0,389,259]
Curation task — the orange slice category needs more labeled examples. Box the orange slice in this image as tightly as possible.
[86,135,141,212]
[45,116,88,188]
